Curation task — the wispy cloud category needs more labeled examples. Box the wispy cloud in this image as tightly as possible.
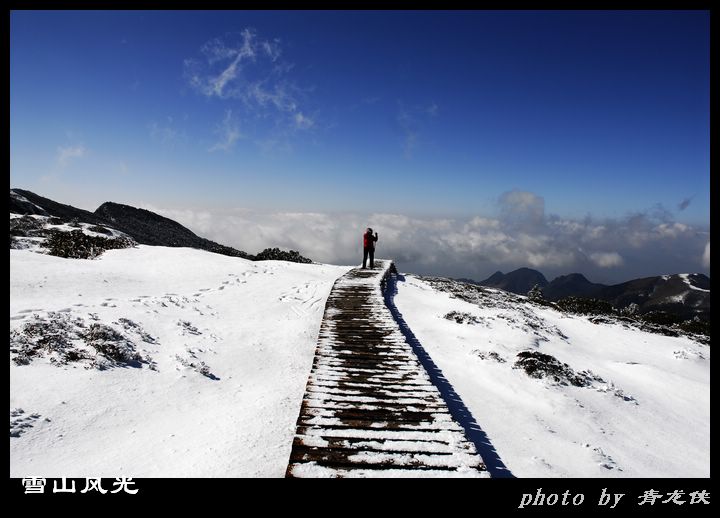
[148,117,181,145]
[253,137,292,155]
[262,39,282,62]
[56,144,87,166]
[184,28,313,142]
[294,112,315,130]
[209,109,242,152]
[588,251,624,268]
[185,29,264,98]
[150,189,708,284]
[396,104,417,158]
[396,101,439,158]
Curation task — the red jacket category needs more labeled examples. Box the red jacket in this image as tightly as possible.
[363,232,377,249]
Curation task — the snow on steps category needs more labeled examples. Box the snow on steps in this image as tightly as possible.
[286,260,488,478]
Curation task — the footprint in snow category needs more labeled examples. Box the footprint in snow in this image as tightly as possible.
[530,456,553,470]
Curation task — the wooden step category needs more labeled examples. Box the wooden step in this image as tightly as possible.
[286,260,487,478]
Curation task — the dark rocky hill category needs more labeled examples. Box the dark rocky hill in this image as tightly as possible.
[11,189,106,225]
[478,268,549,295]
[9,189,265,261]
[593,273,710,319]
[543,273,605,301]
[94,202,252,258]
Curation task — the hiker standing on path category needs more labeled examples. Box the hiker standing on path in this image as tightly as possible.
[362,228,378,269]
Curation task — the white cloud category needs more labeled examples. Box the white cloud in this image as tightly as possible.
[589,251,624,268]
[210,54,243,97]
[655,222,690,238]
[146,206,215,234]
[209,110,242,152]
[148,190,708,283]
[499,190,545,227]
[190,29,258,98]
[467,216,500,229]
[702,242,710,269]
[56,145,87,166]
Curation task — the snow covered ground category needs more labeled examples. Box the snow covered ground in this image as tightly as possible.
[10,242,710,478]
[10,245,350,477]
[392,274,710,477]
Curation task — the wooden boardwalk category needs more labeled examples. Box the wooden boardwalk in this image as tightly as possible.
[286,260,489,477]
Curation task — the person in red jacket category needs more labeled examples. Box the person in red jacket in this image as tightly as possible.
[362,228,378,269]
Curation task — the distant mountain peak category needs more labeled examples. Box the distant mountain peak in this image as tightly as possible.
[544,273,604,301]
[465,266,709,321]
[483,271,505,285]
[478,267,548,295]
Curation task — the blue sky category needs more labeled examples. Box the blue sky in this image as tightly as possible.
[10,11,710,281]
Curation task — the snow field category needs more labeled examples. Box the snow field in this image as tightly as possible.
[10,246,351,477]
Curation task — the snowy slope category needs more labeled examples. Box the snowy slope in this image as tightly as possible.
[10,242,709,478]
[10,246,350,477]
[392,274,709,477]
